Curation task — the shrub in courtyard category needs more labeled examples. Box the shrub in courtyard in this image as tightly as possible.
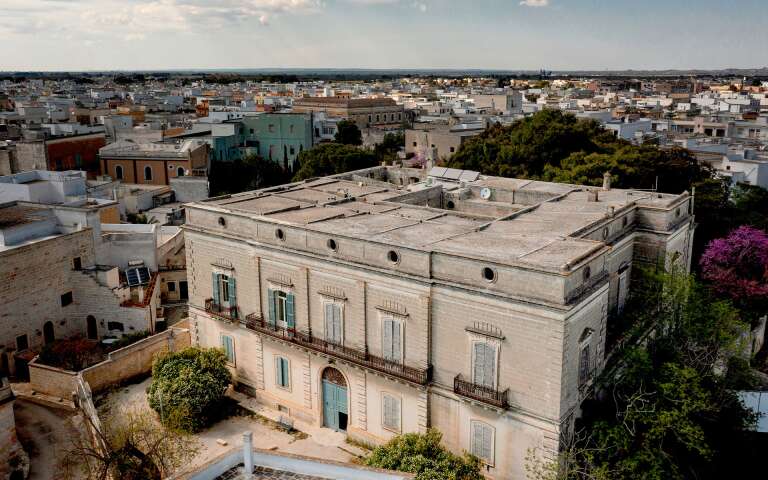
[147,347,231,432]
[364,429,483,480]
[38,336,102,371]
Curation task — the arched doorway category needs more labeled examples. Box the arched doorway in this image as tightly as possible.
[321,367,348,431]
[43,321,55,345]
[87,315,98,340]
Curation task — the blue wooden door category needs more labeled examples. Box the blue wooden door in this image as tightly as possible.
[322,380,348,431]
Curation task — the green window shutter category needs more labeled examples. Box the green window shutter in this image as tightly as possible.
[221,336,234,363]
[324,303,334,341]
[286,293,295,328]
[228,277,237,306]
[267,289,275,325]
[281,358,289,387]
[275,358,283,386]
[212,272,220,305]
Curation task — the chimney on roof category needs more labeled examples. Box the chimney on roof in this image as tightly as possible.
[602,172,612,191]
[587,189,599,202]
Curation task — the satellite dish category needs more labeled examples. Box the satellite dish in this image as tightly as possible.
[480,187,492,200]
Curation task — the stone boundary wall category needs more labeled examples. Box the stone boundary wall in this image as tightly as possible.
[28,360,79,399]
[29,326,191,398]
[82,326,191,393]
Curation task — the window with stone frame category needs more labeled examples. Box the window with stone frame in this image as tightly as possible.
[381,315,403,363]
[324,301,343,345]
[382,393,401,432]
[470,420,495,465]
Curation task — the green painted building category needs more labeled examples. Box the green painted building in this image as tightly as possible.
[241,113,314,170]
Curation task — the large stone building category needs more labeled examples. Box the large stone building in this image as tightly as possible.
[292,97,405,129]
[183,166,694,479]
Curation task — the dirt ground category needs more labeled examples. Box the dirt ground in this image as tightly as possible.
[98,377,363,477]
[14,399,85,480]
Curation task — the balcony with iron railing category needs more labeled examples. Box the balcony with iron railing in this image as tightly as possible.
[204,298,239,323]
[242,313,431,385]
[454,374,510,410]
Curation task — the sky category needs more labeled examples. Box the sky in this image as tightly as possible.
[1,0,767,71]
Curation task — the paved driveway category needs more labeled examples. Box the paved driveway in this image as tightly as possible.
[14,399,84,480]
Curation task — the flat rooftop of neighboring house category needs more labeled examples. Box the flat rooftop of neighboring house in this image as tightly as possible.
[194,166,689,273]
[99,139,207,158]
[0,203,49,228]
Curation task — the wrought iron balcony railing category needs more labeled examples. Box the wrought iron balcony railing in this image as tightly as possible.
[243,313,431,385]
[204,298,239,322]
[454,374,510,409]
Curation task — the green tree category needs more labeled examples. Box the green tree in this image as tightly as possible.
[447,110,709,194]
[374,131,404,163]
[334,119,363,145]
[547,268,757,480]
[364,429,483,480]
[209,154,292,196]
[293,143,377,181]
[147,347,232,432]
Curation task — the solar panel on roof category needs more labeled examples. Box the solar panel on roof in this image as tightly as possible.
[442,168,463,180]
[458,170,480,182]
[126,266,151,286]
[428,167,448,178]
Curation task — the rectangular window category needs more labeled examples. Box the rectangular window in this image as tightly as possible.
[268,289,295,328]
[16,334,29,351]
[324,303,343,345]
[212,272,236,307]
[221,335,235,364]
[472,342,496,388]
[470,421,494,464]
[382,317,402,362]
[72,257,82,270]
[382,393,401,432]
[168,281,176,292]
[275,356,290,388]
[61,291,73,307]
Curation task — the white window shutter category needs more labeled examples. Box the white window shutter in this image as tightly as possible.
[392,320,401,361]
[382,318,393,360]
[482,424,493,461]
[485,345,496,388]
[473,343,485,385]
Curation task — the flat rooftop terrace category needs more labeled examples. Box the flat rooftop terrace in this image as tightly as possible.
[197,167,689,271]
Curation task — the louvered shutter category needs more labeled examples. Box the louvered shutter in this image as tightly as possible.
[286,293,295,328]
[325,303,334,341]
[382,318,393,360]
[481,424,493,462]
[275,357,283,386]
[391,320,401,362]
[212,272,220,305]
[484,345,495,388]
[333,305,342,343]
[267,289,275,325]
[473,343,485,385]
[472,422,484,458]
[281,358,289,387]
[228,277,237,314]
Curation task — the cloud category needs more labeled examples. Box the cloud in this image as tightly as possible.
[414,2,427,12]
[0,0,323,38]
[519,0,550,7]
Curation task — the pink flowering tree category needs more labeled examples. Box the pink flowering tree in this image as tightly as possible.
[699,225,768,322]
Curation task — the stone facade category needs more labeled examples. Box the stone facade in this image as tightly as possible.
[183,166,694,479]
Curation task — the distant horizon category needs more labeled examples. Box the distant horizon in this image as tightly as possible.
[2,0,767,72]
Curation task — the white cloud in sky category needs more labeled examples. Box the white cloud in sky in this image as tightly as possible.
[519,0,550,7]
